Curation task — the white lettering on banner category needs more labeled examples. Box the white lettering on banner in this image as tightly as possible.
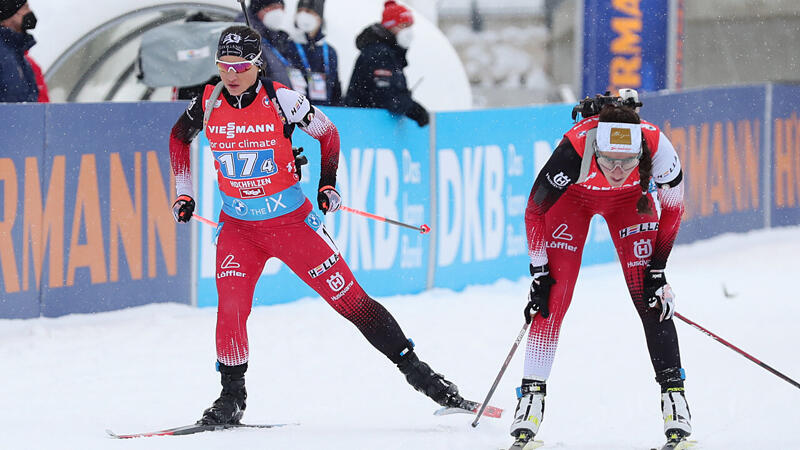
[374,149,399,270]
[437,145,505,266]
[483,145,504,260]
[506,187,526,216]
[323,149,402,272]
[402,149,422,184]
[507,144,524,176]
[347,148,373,271]
[400,235,424,268]
[462,146,484,262]
[437,149,462,267]
[505,224,527,256]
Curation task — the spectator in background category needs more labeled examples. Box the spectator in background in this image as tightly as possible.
[287,0,341,106]
[0,0,39,102]
[24,52,47,102]
[237,0,293,87]
[345,1,428,127]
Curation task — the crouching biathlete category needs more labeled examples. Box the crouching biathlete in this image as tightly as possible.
[510,92,692,449]
[168,26,466,425]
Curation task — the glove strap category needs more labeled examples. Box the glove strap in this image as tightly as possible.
[318,185,336,193]
[530,263,550,277]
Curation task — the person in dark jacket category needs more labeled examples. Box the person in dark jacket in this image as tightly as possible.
[236,0,294,88]
[0,0,38,102]
[345,1,428,127]
[287,0,342,106]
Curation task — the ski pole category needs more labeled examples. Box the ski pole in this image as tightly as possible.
[340,205,431,234]
[193,214,218,228]
[472,319,532,427]
[236,0,252,28]
[674,312,800,390]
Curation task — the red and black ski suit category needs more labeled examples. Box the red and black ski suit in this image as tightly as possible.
[169,80,412,367]
[523,115,686,381]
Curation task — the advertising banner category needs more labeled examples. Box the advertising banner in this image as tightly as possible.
[433,105,617,291]
[0,105,46,319]
[642,86,767,243]
[0,103,193,318]
[582,0,669,97]
[195,108,431,307]
[771,84,800,227]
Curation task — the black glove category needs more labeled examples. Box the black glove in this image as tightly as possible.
[525,264,556,323]
[643,266,675,322]
[293,146,308,181]
[405,101,429,127]
[172,195,195,223]
[317,185,341,214]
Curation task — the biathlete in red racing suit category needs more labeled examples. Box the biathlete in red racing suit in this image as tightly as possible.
[168,25,467,427]
[508,103,692,447]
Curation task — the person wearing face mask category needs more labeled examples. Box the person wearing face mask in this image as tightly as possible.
[345,1,428,127]
[286,0,342,106]
[509,92,692,450]
[0,0,40,102]
[236,0,293,87]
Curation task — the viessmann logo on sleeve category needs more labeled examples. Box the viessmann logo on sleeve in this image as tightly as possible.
[207,121,276,139]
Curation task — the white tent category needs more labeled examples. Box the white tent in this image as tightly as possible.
[28,0,471,110]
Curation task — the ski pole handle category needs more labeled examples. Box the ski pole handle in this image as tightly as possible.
[340,205,430,234]
[472,319,532,427]
[193,214,218,228]
[674,312,800,390]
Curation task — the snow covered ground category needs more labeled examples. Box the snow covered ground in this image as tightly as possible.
[1,226,799,450]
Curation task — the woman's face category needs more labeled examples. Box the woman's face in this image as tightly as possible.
[217,55,260,96]
[595,150,641,187]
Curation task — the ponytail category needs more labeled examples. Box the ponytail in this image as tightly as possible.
[636,137,654,215]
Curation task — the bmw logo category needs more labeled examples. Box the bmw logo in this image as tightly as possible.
[233,199,248,216]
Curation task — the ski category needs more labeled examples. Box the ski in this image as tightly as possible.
[652,437,697,450]
[106,422,295,439]
[433,398,503,418]
[505,432,544,450]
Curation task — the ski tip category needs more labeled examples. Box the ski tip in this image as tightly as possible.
[105,429,123,439]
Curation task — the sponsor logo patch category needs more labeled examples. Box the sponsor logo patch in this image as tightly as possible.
[308,253,340,279]
[326,272,346,292]
[619,222,659,238]
[633,239,653,259]
[610,127,632,145]
[239,186,266,198]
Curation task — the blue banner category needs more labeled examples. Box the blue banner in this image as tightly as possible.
[433,105,617,290]
[195,108,431,307]
[0,103,192,318]
[641,86,767,243]
[771,84,800,227]
[0,105,46,319]
[583,0,669,97]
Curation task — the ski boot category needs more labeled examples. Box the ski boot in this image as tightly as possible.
[657,367,692,448]
[509,379,546,449]
[198,362,248,425]
[396,349,464,408]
